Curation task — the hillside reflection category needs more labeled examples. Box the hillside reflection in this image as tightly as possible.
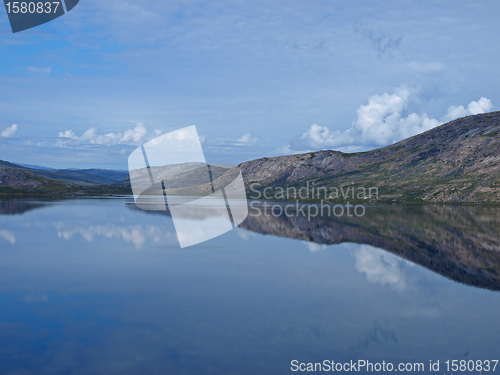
[240,202,500,291]
[3,198,500,291]
[0,199,51,215]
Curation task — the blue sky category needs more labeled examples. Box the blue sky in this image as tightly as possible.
[0,0,499,169]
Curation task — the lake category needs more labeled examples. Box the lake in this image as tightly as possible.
[1,198,499,374]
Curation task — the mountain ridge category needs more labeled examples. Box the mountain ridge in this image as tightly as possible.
[2,111,500,202]
[0,160,127,186]
[211,111,500,203]
[0,167,130,196]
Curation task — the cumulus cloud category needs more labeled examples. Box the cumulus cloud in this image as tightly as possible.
[55,123,160,147]
[441,97,493,123]
[1,124,18,138]
[285,88,494,153]
[237,133,258,144]
[58,130,78,139]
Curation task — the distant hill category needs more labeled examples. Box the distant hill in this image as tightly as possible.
[119,163,231,193]
[0,167,80,194]
[16,163,55,171]
[212,111,500,203]
[0,160,229,196]
[45,169,125,185]
[77,169,128,182]
[0,167,131,196]
[0,160,127,186]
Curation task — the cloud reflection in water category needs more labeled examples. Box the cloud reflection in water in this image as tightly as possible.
[0,229,16,244]
[54,222,175,248]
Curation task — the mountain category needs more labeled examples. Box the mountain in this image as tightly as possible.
[214,111,500,203]
[45,169,121,185]
[0,160,127,186]
[16,163,55,171]
[3,111,500,202]
[0,167,131,196]
[115,163,230,192]
[0,167,80,193]
[77,169,128,182]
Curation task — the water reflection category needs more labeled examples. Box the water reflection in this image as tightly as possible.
[2,199,500,290]
[240,202,500,290]
[54,222,174,247]
[0,198,500,374]
[0,198,49,215]
[0,229,16,244]
[350,244,411,290]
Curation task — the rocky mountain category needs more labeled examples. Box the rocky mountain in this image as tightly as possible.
[215,111,500,203]
[0,167,75,191]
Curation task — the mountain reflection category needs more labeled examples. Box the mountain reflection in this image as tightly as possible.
[239,202,500,291]
[0,199,51,215]
[3,198,500,291]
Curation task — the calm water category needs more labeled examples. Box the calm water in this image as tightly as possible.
[1,198,500,374]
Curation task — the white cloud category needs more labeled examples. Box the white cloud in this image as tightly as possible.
[121,124,148,143]
[284,88,494,153]
[58,130,78,139]
[1,124,18,138]
[55,123,160,147]
[441,97,493,123]
[275,143,310,155]
[0,230,16,244]
[237,133,258,144]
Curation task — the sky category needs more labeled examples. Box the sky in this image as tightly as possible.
[0,0,499,169]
